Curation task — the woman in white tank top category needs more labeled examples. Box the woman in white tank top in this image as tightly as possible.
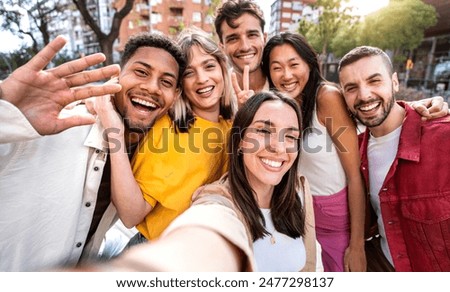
[262,32,366,272]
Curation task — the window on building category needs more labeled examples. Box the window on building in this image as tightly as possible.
[192,0,201,3]
[282,12,291,18]
[170,8,183,17]
[281,22,290,29]
[152,12,161,24]
[292,1,303,10]
[292,13,300,21]
[283,1,292,8]
[192,11,202,22]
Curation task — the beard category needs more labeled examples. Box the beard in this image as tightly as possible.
[114,91,164,135]
[123,117,156,134]
[119,104,157,134]
[353,88,395,128]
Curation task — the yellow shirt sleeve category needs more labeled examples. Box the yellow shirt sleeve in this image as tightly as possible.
[131,115,231,240]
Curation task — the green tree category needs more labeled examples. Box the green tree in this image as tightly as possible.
[0,45,34,78]
[329,21,362,58]
[297,0,356,73]
[202,0,221,32]
[0,0,69,54]
[359,0,437,62]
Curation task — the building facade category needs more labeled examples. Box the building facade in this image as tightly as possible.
[269,0,316,37]
[50,0,115,58]
[45,0,216,60]
[115,0,215,52]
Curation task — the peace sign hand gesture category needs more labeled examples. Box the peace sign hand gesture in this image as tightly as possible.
[231,65,255,109]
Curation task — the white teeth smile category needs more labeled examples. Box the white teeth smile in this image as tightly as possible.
[238,53,255,60]
[282,82,297,91]
[261,158,282,168]
[359,102,380,112]
[197,86,214,94]
[132,97,157,108]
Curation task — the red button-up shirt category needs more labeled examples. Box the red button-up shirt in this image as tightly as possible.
[360,102,450,271]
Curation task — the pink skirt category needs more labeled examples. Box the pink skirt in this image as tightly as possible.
[313,187,350,272]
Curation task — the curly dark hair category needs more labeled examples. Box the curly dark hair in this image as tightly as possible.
[121,32,187,88]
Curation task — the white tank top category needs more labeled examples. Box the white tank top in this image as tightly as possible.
[253,209,306,272]
[299,107,347,195]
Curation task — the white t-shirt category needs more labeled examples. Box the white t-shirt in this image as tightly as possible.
[367,125,402,267]
[253,209,306,271]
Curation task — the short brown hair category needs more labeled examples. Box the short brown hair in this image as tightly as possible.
[214,0,265,43]
[338,46,393,75]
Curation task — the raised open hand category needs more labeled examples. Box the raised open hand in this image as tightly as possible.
[0,36,122,135]
[231,65,255,108]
